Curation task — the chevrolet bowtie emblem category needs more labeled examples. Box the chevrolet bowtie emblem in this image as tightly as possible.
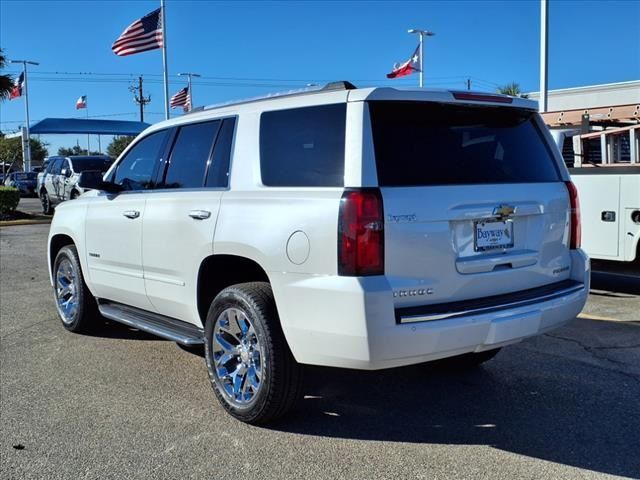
[494,205,516,218]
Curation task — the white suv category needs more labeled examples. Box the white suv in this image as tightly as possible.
[48,83,589,424]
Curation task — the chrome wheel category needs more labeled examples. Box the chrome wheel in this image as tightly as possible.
[55,258,78,324]
[212,307,263,408]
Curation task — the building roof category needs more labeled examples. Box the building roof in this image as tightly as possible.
[28,118,150,135]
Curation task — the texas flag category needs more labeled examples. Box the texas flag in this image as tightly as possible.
[9,72,24,100]
[386,45,421,79]
[76,95,87,109]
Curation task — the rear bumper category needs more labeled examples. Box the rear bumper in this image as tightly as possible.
[272,249,590,370]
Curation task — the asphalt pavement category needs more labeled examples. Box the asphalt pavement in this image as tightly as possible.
[1,224,639,479]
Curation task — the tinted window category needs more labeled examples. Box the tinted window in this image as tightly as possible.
[71,157,114,173]
[205,118,236,188]
[113,131,167,190]
[163,121,220,189]
[50,159,63,175]
[369,102,560,186]
[260,104,346,187]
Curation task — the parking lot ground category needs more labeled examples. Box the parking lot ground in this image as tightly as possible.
[1,224,639,480]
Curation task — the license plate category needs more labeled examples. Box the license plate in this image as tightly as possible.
[474,220,514,251]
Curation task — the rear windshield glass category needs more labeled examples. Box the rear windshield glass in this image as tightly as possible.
[369,102,560,186]
[72,157,114,173]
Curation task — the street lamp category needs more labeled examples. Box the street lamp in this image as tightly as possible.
[177,72,201,111]
[9,59,39,172]
[407,29,435,88]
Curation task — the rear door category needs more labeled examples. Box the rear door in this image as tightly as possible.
[142,117,236,324]
[367,101,572,307]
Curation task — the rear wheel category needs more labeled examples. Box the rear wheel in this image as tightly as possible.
[40,190,53,215]
[204,282,302,424]
[70,190,80,200]
[53,245,99,333]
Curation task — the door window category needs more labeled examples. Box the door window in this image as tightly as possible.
[112,131,168,190]
[50,159,63,175]
[162,121,221,189]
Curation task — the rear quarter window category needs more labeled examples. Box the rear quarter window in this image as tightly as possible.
[369,101,560,186]
[260,104,346,187]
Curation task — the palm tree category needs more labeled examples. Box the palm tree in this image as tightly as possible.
[497,82,521,97]
[0,49,15,101]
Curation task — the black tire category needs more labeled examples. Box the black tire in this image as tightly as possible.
[439,348,502,368]
[70,190,80,200]
[204,282,302,424]
[40,190,53,215]
[52,245,99,333]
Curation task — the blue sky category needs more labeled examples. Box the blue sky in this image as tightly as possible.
[1,0,639,155]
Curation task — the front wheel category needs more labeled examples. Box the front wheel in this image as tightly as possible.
[53,245,98,333]
[204,282,302,424]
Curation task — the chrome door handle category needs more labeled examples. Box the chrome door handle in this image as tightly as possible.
[188,210,211,220]
[123,210,140,219]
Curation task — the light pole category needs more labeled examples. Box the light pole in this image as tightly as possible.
[408,28,435,88]
[177,72,201,111]
[9,59,39,172]
[539,0,549,113]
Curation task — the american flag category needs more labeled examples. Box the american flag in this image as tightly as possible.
[170,87,189,110]
[112,8,163,57]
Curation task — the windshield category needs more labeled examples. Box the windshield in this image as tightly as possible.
[72,158,114,173]
[368,101,560,186]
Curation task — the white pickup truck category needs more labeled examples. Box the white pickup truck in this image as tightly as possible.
[551,129,640,264]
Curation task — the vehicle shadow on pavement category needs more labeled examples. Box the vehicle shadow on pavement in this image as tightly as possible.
[83,320,163,341]
[273,332,640,478]
[591,271,640,296]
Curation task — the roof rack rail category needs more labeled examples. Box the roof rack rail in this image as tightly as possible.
[184,81,358,116]
[323,81,358,91]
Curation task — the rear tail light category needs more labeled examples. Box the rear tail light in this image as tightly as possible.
[338,188,384,276]
[565,181,581,249]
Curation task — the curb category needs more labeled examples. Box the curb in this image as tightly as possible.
[0,218,52,227]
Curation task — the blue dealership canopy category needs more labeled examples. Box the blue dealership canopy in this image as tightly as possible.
[28,118,150,135]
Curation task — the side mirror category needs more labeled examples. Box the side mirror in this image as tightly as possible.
[78,171,122,193]
[61,168,72,178]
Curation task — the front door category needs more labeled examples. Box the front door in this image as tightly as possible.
[85,192,153,311]
[84,129,170,311]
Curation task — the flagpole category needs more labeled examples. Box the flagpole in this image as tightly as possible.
[408,29,435,89]
[178,72,201,111]
[86,96,91,154]
[161,0,170,120]
[418,34,424,88]
[10,59,38,172]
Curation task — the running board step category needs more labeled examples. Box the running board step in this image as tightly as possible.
[98,302,204,345]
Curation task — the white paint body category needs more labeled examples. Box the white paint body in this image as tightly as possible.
[48,87,589,370]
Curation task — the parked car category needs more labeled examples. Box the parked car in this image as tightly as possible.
[39,155,113,214]
[47,83,589,424]
[4,171,38,196]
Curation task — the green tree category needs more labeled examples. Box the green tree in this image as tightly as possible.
[107,135,135,158]
[0,48,15,102]
[497,82,522,96]
[57,145,101,156]
[0,136,48,170]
